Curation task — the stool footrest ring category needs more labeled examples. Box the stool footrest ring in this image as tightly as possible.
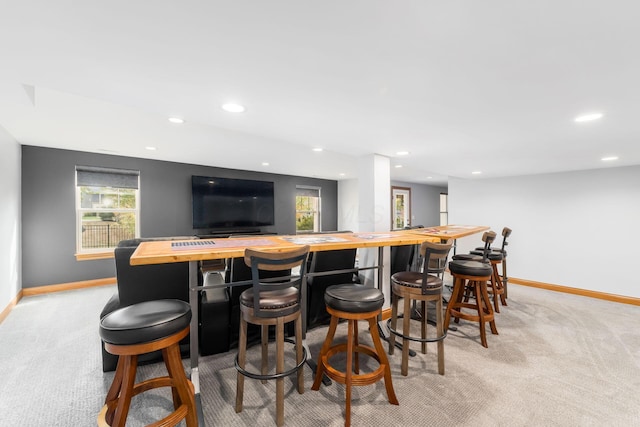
[235,337,307,381]
[98,375,194,427]
[98,403,189,427]
[449,309,494,323]
[321,343,386,387]
[386,317,447,343]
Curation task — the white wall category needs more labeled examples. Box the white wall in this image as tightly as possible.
[0,126,21,310]
[391,180,447,227]
[338,178,358,232]
[449,166,640,298]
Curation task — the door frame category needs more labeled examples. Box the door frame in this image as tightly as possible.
[391,186,411,230]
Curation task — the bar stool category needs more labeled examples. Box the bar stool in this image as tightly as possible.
[98,299,197,427]
[387,240,453,376]
[445,231,498,348]
[472,226,512,300]
[312,284,398,427]
[486,252,506,310]
[235,245,310,427]
[452,250,505,313]
[451,229,505,312]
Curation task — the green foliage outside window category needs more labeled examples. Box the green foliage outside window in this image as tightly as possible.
[395,197,405,229]
[296,195,319,232]
[79,186,137,249]
[296,213,314,231]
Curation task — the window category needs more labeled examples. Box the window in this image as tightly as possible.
[76,166,140,254]
[391,186,411,230]
[295,186,321,233]
[440,193,448,226]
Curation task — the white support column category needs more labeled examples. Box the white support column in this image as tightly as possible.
[356,154,391,306]
[338,179,359,232]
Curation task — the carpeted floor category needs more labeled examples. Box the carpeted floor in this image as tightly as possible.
[1,282,639,426]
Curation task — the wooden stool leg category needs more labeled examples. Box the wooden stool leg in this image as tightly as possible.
[474,281,488,348]
[454,279,467,324]
[502,258,509,300]
[367,316,399,405]
[104,357,125,425]
[261,324,270,384]
[353,319,360,374]
[295,313,304,393]
[312,315,339,390]
[462,286,471,303]
[480,281,499,336]
[345,319,355,427]
[111,355,138,427]
[496,262,507,306]
[235,317,248,413]
[436,296,444,375]
[164,343,198,427]
[162,347,182,409]
[276,317,285,427]
[388,292,399,355]
[421,300,427,354]
[401,295,411,376]
[445,276,463,330]
[489,267,500,313]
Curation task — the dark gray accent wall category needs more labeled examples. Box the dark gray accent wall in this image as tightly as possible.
[391,180,447,227]
[22,146,338,287]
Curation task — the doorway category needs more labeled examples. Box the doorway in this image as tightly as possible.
[391,186,411,230]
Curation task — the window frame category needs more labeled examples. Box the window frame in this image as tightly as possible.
[75,166,140,257]
[295,186,321,233]
[439,192,448,226]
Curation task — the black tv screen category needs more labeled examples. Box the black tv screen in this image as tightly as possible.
[191,175,275,229]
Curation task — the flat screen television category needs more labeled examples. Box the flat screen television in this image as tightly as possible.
[191,175,275,229]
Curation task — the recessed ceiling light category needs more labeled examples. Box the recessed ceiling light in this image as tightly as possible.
[145,146,157,151]
[395,165,403,168]
[339,173,346,176]
[426,176,433,179]
[261,162,269,166]
[396,151,410,156]
[168,117,184,124]
[222,103,246,113]
[312,148,323,152]
[601,156,618,161]
[574,112,603,122]
[472,171,482,175]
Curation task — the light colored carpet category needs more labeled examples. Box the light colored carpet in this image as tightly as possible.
[1,283,639,426]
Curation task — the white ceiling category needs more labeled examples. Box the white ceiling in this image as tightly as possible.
[1,1,639,186]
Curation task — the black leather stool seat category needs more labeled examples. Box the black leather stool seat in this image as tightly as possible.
[449,260,492,277]
[100,299,191,346]
[391,271,443,290]
[452,252,502,262]
[467,251,504,261]
[240,287,299,311]
[475,247,507,256]
[325,284,384,313]
[451,253,482,262]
